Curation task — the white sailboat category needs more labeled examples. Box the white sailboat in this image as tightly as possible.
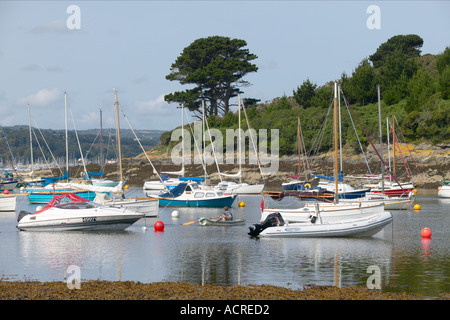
[216,95,264,194]
[251,83,392,237]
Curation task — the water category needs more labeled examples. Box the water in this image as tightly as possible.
[0,187,448,299]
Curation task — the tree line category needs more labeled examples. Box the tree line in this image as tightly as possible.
[163,34,450,156]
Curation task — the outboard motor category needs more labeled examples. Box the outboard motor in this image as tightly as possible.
[17,210,30,222]
[248,212,285,237]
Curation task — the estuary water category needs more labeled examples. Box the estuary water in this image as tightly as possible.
[0,187,448,299]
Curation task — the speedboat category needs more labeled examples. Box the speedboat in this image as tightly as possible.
[147,181,237,207]
[17,193,144,231]
[248,210,393,238]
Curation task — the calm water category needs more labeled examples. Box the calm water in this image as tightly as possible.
[0,187,448,299]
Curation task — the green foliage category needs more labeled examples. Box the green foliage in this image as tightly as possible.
[165,36,258,118]
[293,79,317,108]
[369,34,423,68]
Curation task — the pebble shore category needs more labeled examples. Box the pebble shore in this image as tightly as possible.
[1,280,442,300]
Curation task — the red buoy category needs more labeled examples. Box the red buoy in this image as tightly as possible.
[154,221,165,232]
[3,190,9,194]
[421,227,432,239]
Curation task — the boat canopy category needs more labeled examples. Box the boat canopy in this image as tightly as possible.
[158,182,187,198]
[33,193,89,215]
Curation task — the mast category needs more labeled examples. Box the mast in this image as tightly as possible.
[100,108,104,172]
[338,85,343,173]
[65,92,69,181]
[377,84,384,193]
[115,91,123,183]
[334,82,339,203]
[238,95,242,184]
[386,117,391,181]
[392,114,397,180]
[27,103,34,180]
[297,116,301,179]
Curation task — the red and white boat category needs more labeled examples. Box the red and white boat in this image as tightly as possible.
[364,181,415,197]
[17,193,144,231]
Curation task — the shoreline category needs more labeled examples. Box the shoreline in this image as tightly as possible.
[1,280,444,300]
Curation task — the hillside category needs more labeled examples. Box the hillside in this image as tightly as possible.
[0,126,163,166]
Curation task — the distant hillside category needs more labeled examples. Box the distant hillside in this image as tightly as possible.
[0,126,164,166]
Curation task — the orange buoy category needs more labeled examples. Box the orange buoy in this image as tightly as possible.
[421,228,432,239]
[414,204,421,210]
[154,221,165,231]
[239,201,245,207]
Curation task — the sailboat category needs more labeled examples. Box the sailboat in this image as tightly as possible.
[251,83,391,237]
[339,86,415,209]
[26,94,96,203]
[216,95,264,195]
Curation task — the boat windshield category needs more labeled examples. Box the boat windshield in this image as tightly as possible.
[55,202,97,209]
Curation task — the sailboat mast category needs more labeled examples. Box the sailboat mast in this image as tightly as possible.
[115,91,123,183]
[392,114,397,179]
[238,95,242,184]
[338,85,343,173]
[27,103,34,180]
[334,82,339,203]
[297,116,301,178]
[100,108,104,172]
[377,84,384,193]
[65,92,69,181]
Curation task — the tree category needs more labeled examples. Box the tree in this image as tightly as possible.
[165,36,258,118]
[293,79,317,108]
[369,34,423,68]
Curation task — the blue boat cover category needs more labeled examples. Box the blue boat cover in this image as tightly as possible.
[179,176,205,182]
[313,171,343,182]
[158,182,187,198]
[42,171,69,185]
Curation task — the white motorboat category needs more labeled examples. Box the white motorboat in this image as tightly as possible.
[438,182,450,198]
[248,210,393,238]
[94,193,159,217]
[339,191,415,210]
[0,194,17,211]
[17,193,144,231]
[216,181,264,195]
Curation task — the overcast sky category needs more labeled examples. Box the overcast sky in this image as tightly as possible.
[0,1,449,131]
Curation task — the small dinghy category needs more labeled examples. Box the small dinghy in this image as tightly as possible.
[198,217,246,226]
[248,210,392,238]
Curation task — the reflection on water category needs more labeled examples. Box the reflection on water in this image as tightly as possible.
[0,187,448,298]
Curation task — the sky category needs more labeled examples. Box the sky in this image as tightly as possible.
[0,1,449,132]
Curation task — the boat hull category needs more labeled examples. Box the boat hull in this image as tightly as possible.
[0,195,17,211]
[157,196,236,208]
[438,185,450,198]
[258,211,393,238]
[198,217,246,226]
[27,190,97,204]
[101,198,159,217]
[261,202,385,224]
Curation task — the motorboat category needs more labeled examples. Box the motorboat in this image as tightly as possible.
[260,201,385,224]
[215,180,264,195]
[143,174,180,191]
[94,193,159,217]
[198,217,246,226]
[248,210,393,238]
[438,182,450,198]
[17,193,144,231]
[339,191,415,210]
[147,181,237,207]
[0,193,17,211]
